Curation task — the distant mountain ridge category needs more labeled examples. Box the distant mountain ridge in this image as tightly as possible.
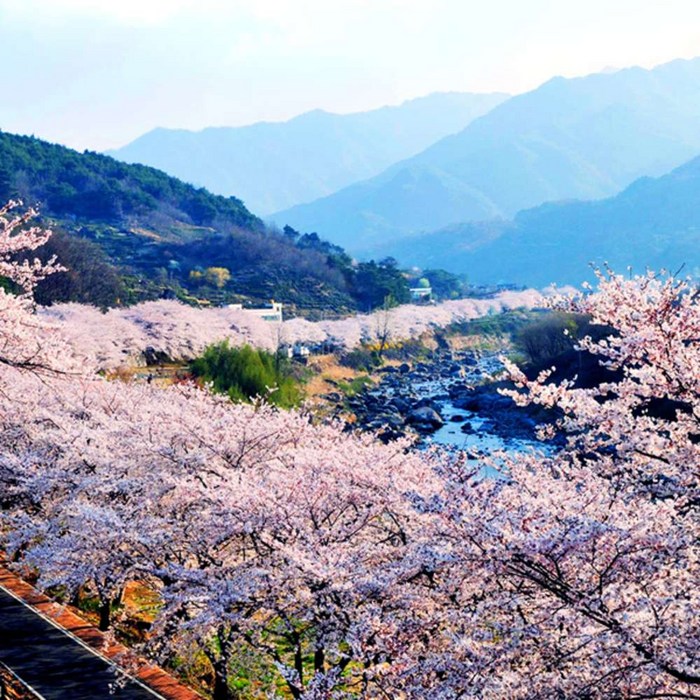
[379,153,700,287]
[274,57,700,253]
[107,92,508,215]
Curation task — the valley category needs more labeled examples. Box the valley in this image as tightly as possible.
[2,14,700,698]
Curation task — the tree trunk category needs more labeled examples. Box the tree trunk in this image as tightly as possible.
[98,599,111,632]
[294,642,304,689]
[212,660,231,700]
[212,639,235,700]
[70,584,84,608]
[314,646,325,674]
[114,586,125,605]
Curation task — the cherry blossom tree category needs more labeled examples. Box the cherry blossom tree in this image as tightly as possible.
[39,290,545,371]
[419,270,700,699]
[139,402,442,699]
[6,201,698,698]
[2,372,443,696]
[0,201,81,375]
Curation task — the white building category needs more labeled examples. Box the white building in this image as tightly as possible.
[409,287,432,301]
[228,301,283,322]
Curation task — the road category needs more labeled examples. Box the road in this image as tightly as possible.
[0,586,163,699]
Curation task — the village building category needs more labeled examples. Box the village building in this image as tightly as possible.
[228,301,283,322]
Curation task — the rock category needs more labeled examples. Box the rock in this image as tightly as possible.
[449,414,466,423]
[448,384,466,399]
[143,346,170,366]
[460,422,474,433]
[411,423,436,434]
[379,412,404,428]
[390,398,411,414]
[406,406,444,430]
[377,427,405,443]
[452,395,481,412]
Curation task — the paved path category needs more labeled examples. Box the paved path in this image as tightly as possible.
[0,586,163,699]
[0,567,202,700]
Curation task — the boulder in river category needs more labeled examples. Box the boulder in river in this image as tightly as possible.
[406,406,444,431]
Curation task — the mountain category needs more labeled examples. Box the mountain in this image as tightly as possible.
[107,92,508,215]
[379,153,700,287]
[0,131,361,312]
[0,131,261,236]
[273,57,700,254]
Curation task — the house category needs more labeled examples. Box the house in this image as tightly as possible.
[409,286,432,302]
[228,301,283,322]
[280,343,311,359]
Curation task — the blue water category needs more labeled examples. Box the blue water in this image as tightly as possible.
[409,356,548,460]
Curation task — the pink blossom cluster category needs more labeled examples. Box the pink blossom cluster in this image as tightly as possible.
[40,300,280,370]
[2,206,699,698]
[1,367,445,697]
[0,201,86,375]
[40,290,544,370]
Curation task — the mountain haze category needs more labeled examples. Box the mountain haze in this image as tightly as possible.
[108,92,508,215]
[274,57,700,253]
[382,153,700,287]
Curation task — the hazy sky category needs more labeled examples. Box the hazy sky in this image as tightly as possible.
[1,0,699,150]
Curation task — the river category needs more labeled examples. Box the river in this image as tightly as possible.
[350,349,551,461]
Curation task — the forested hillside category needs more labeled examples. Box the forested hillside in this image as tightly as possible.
[0,131,407,313]
[0,131,260,233]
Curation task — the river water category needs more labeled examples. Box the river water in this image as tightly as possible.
[403,354,548,459]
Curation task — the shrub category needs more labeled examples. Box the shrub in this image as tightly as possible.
[514,311,612,366]
[337,375,374,397]
[339,346,381,372]
[191,342,302,408]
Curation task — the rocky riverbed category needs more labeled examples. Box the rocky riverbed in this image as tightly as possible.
[341,349,556,454]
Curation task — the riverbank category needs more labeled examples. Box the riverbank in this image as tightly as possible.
[340,347,556,452]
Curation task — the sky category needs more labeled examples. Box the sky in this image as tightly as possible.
[0,0,699,151]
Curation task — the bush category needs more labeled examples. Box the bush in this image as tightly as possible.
[515,312,578,364]
[382,337,430,362]
[447,308,538,339]
[339,346,381,372]
[514,311,608,366]
[191,342,302,408]
[337,375,374,397]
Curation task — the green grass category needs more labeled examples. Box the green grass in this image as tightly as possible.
[337,375,374,397]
